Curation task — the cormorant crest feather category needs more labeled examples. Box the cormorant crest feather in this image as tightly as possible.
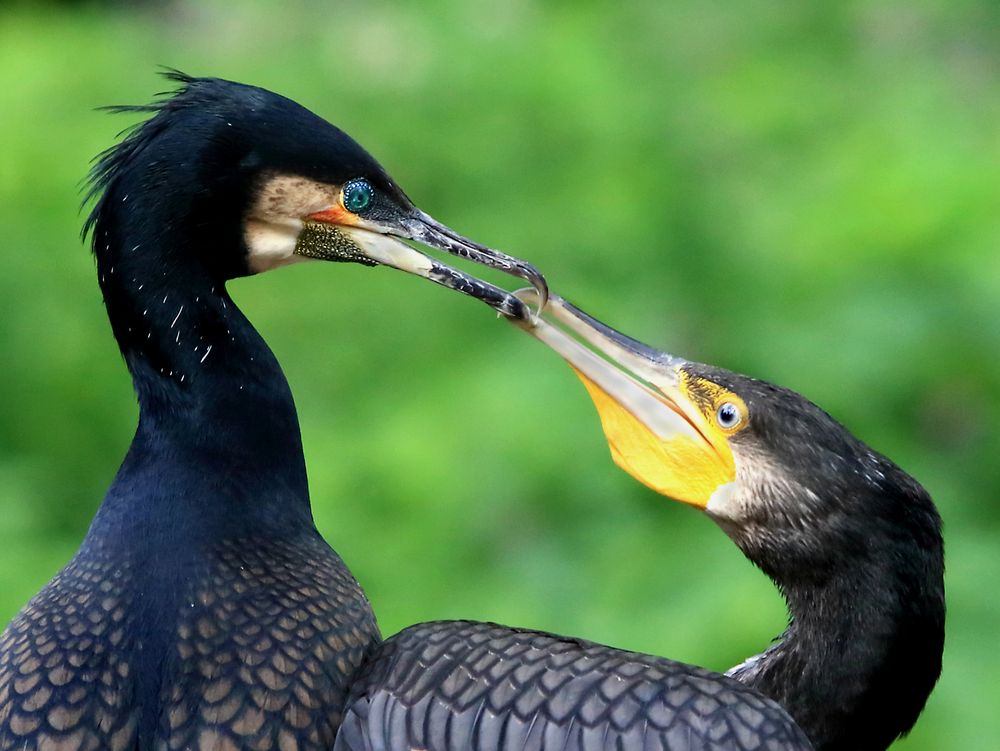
[82,69,201,246]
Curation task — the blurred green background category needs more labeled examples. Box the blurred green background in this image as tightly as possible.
[1,0,997,747]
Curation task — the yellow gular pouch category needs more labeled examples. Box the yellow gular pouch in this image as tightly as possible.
[572,368,738,508]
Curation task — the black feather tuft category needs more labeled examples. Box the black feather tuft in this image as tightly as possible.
[157,66,196,86]
[81,71,199,245]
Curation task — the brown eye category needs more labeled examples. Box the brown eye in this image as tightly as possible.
[717,402,742,430]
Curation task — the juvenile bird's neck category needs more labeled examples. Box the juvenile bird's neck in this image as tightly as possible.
[729,543,945,751]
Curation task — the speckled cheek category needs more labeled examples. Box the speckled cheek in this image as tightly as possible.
[251,173,340,220]
[244,173,343,273]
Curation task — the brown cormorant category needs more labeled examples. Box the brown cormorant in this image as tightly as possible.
[333,295,944,751]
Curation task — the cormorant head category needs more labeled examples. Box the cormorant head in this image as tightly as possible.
[84,72,545,319]
[516,292,944,750]
[512,293,941,586]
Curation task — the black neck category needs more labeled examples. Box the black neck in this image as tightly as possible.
[730,534,945,751]
[87,222,313,550]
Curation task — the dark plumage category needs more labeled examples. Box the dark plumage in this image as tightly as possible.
[1,74,390,750]
[690,366,945,751]
[336,622,811,751]
[0,73,545,750]
[331,361,945,751]
[455,296,943,751]
[0,74,942,751]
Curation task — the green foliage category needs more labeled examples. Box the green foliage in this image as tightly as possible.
[1,1,997,747]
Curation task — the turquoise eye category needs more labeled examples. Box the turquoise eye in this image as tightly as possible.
[342,179,373,214]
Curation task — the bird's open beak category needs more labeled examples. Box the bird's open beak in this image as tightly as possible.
[511,291,735,508]
[298,207,546,321]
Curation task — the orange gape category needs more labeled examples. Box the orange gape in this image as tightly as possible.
[308,204,355,225]
[572,368,735,507]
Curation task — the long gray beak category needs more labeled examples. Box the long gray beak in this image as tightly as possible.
[297,211,547,321]
[401,210,548,307]
[509,289,698,443]
[506,289,741,510]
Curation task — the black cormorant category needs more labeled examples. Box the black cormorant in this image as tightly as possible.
[333,295,944,751]
[0,73,547,751]
[0,73,942,751]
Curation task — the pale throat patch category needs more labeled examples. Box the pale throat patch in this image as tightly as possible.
[706,480,739,518]
[244,173,340,273]
[706,448,751,520]
[707,450,818,522]
[245,218,307,272]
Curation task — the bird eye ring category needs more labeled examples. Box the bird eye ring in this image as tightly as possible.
[342,179,374,214]
[716,402,742,430]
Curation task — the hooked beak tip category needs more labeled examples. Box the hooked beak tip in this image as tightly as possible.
[402,211,549,317]
[518,262,549,314]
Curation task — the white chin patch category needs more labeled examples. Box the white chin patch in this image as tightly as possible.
[245,218,309,273]
[706,480,739,520]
